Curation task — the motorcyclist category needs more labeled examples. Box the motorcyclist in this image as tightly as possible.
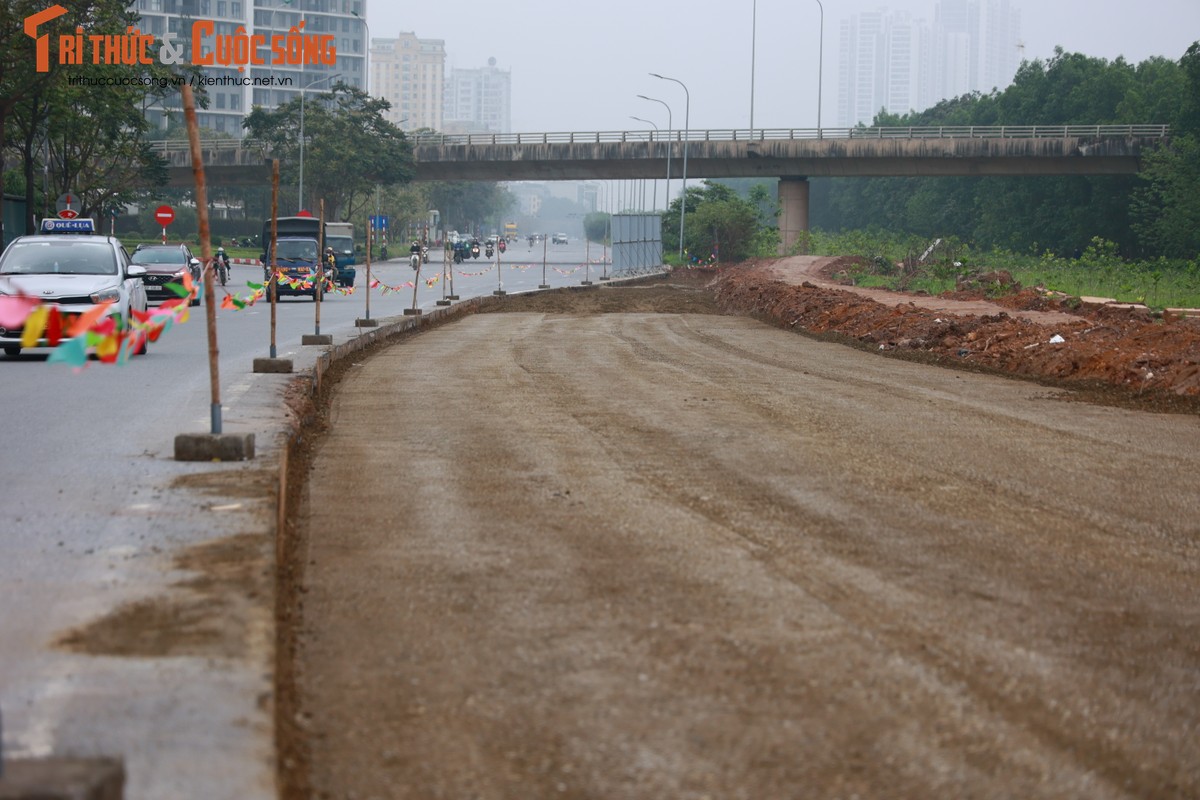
[215,246,230,286]
[409,240,422,270]
[324,246,338,284]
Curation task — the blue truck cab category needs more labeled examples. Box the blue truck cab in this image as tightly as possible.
[260,216,330,299]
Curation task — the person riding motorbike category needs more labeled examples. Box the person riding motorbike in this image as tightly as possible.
[409,240,422,270]
[470,239,481,259]
[485,240,494,259]
[497,238,506,254]
[215,246,230,286]
[324,246,338,285]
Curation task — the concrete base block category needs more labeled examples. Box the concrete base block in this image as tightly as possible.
[403,308,422,316]
[447,295,460,300]
[436,299,451,306]
[580,280,593,286]
[493,290,507,296]
[355,318,379,327]
[538,284,551,289]
[0,757,124,800]
[174,432,255,462]
[599,276,611,281]
[252,357,293,373]
[301,333,333,345]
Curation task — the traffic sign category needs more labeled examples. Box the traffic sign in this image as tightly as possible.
[154,205,175,226]
[56,192,79,219]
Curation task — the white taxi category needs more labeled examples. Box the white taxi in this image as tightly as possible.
[0,218,149,357]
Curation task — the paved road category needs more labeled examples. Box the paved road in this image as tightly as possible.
[293,288,1200,798]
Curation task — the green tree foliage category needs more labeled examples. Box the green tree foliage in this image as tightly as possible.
[583,211,610,243]
[664,181,776,263]
[813,44,1200,259]
[243,84,413,221]
[1129,43,1200,258]
[1,0,183,238]
[425,181,514,236]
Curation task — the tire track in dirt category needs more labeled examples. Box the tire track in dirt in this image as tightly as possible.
[507,312,1200,798]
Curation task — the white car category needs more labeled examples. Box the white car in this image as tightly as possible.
[552,233,569,244]
[0,219,149,357]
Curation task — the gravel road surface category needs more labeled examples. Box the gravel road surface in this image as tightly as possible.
[282,279,1200,799]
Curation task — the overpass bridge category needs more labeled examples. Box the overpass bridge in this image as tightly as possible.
[152,124,1169,253]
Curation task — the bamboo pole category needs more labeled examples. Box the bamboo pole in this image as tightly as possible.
[181,85,222,434]
[270,160,279,358]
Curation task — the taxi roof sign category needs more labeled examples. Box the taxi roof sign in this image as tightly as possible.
[40,218,96,234]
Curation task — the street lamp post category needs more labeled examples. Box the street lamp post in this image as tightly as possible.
[298,72,340,212]
[650,73,689,262]
[814,0,824,134]
[751,0,757,132]
[637,95,672,216]
[630,116,659,212]
[351,10,370,98]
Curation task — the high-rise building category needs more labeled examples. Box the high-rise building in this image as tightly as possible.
[131,0,370,137]
[837,0,1021,127]
[370,33,446,131]
[444,57,511,134]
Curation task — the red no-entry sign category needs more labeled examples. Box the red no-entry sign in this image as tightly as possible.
[154,205,175,226]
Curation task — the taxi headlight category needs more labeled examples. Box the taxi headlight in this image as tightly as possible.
[91,287,122,303]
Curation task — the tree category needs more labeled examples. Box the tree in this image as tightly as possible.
[425,181,514,236]
[583,212,610,243]
[3,0,199,237]
[243,84,413,221]
[1,0,78,242]
[665,181,773,263]
[812,46,1199,258]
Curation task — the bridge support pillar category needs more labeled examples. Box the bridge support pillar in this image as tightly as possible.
[778,176,810,255]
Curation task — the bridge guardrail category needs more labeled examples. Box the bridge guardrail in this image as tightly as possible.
[148,125,1169,155]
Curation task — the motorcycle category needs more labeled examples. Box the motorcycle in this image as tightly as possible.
[453,247,464,265]
[379,244,388,261]
[485,244,494,259]
[410,252,421,270]
[421,245,429,264]
[497,239,506,254]
[216,254,230,286]
[470,242,481,259]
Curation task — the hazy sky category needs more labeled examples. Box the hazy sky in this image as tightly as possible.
[368,0,1198,133]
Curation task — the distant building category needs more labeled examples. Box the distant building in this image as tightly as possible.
[837,0,1021,127]
[132,0,369,137]
[444,57,512,134]
[370,32,446,131]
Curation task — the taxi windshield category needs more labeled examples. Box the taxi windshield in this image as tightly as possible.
[0,241,117,275]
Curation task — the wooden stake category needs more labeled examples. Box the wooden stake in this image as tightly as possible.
[181,85,222,434]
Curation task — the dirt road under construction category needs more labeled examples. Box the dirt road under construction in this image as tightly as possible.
[279,270,1200,799]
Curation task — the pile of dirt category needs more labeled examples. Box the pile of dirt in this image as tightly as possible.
[709,260,1200,414]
